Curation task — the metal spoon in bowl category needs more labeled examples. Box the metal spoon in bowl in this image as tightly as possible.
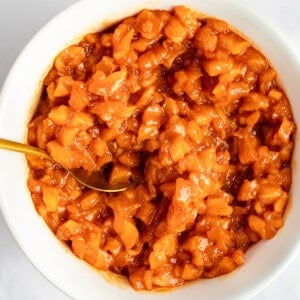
[0,138,128,193]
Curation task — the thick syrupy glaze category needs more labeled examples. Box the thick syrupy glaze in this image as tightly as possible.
[27,6,295,290]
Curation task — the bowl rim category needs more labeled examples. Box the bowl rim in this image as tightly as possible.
[0,0,300,299]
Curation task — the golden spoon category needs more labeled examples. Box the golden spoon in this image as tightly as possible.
[0,138,128,193]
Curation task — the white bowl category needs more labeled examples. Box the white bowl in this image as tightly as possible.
[0,0,299,299]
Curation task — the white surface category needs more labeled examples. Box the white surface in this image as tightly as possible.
[0,0,299,299]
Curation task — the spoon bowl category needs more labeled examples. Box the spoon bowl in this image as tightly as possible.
[0,138,128,192]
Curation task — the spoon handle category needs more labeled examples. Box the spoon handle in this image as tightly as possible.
[0,138,50,159]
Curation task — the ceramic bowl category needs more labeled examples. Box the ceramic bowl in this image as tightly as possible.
[0,0,299,299]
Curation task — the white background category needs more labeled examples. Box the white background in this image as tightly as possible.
[0,0,300,299]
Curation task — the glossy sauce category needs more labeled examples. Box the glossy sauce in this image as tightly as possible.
[27,6,296,290]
